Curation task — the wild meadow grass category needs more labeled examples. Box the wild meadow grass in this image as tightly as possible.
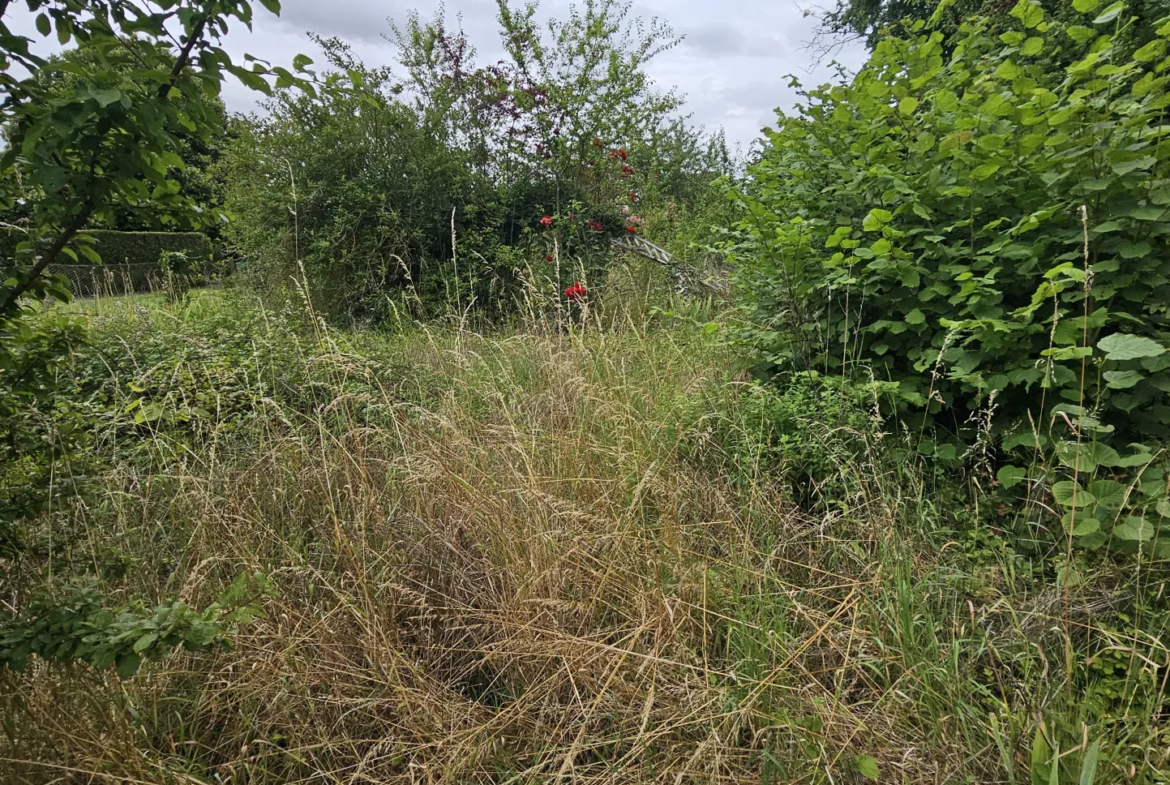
[1,289,1167,784]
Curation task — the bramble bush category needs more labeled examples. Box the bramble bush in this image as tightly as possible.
[731,0,1170,554]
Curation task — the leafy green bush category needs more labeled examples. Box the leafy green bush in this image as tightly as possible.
[732,1,1170,551]
[0,572,272,678]
[0,228,211,270]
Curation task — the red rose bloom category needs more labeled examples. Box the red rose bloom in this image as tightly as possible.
[565,281,586,302]
[626,225,637,233]
[621,165,634,177]
[546,254,554,261]
[540,215,553,228]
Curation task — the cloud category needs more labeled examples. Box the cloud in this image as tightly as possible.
[3,0,869,149]
[681,23,786,60]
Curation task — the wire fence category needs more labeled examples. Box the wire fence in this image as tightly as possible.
[47,263,204,299]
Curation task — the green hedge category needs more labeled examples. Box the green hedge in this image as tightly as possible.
[0,228,211,268]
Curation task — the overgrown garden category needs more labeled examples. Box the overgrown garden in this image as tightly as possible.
[1,0,1169,782]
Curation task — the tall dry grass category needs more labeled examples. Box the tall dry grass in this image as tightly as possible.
[2,292,1163,783]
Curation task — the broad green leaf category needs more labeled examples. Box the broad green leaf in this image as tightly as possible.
[1031,727,1051,785]
[1053,481,1094,508]
[1098,334,1165,361]
[1088,479,1127,510]
[899,96,919,115]
[115,652,142,679]
[972,163,1001,180]
[1021,37,1044,56]
[90,88,123,107]
[1128,206,1166,221]
[132,632,159,653]
[35,13,50,36]
[1093,1,1124,24]
[258,0,282,12]
[998,465,1027,488]
[1114,516,1154,541]
[1157,497,1170,518]
[1011,0,1045,28]
[1064,513,1101,536]
[1080,738,1101,785]
[1119,241,1151,259]
[1133,40,1166,62]
[1066,25,1097,42]
[905,308,926,325]
[1073,0,1099,10]
[1104,370,1144,389]
[854,755,880,780]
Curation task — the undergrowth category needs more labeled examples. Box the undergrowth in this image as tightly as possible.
[1,289,1167,783]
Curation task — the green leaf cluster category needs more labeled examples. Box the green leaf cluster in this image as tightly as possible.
[733,4,1170,450]
[0,572,273,678]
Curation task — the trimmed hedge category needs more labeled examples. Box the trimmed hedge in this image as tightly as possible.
[0,228,211,268]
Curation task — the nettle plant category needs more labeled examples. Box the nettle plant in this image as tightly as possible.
[732,0,1170,554]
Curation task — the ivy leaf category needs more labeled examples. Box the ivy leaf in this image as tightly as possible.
[854,755,881,780]
[998,465,1027,488]
[1104,370,1144,389]
[1099,334,1166,361]
[1093,1,1125,24]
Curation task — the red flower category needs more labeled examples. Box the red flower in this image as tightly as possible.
[536,144,544,151]
[546,254,554,262]
[568,212,575,220]
[621,165,634,177]
[626,225,637,233]
[586,220,603,231]
[565,281,587,302]
[540,215,553,228]
[610,148,628,161]
[628,191,637,202]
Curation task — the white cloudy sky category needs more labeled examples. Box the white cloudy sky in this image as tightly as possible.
[213,0,870,150]
[9,1,870,150]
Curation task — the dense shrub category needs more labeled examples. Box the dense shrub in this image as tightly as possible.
[732,1,1170,552]
[0,228,211,269]
[220,3,732,323]
[734,3,1170,447]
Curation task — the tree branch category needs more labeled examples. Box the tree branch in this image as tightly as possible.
[0,200,95,317]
